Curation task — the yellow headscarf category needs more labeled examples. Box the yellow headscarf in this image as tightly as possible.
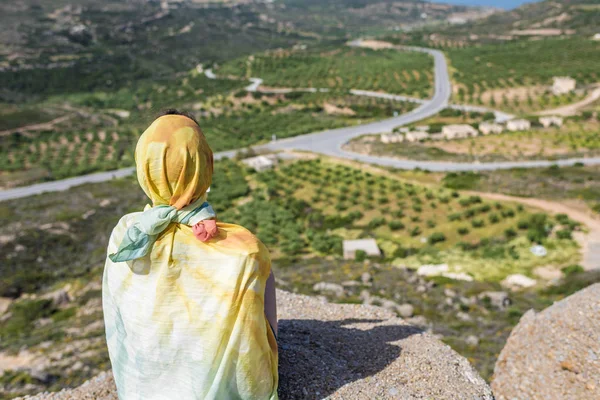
[109,115,217,262]
[135,114,213,209]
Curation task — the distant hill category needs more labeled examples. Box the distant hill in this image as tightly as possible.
[435,0,541,9]
[0,0,471,101]
[438,0,600,42]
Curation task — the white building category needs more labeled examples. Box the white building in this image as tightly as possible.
[479,122,504,135]
[381,133,404,144]
[539,116,564,128]
[429,133,445,141]
[593,33,600,41]
[506,119,531,132]
[343,239,381,260]
[552,77,576,95]
[405,131,429,142]
[241,154,278,172]
[442,124,479,140]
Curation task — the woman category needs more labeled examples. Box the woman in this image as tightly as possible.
[102,111,278,400]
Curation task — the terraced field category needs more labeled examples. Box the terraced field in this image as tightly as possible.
[446,38,600,109]
[221,158,581,281]
[1,90,416,188]
[219,47,434,98]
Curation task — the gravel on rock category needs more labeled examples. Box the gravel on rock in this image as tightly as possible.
[18,290,493,400]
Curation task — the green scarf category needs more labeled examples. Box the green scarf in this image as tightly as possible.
[109,198,216,262]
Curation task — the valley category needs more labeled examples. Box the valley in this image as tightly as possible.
[1,0,600,399]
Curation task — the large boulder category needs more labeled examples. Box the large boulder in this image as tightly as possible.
[492,283,600,400]
[18,290,493,399]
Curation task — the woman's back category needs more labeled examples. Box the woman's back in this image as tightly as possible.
[102,113,278,400]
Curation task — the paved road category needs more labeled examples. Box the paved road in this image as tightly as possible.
[2,45,600,202]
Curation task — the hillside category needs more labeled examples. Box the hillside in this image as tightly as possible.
[0,0,472,101]
[392,0,600,46]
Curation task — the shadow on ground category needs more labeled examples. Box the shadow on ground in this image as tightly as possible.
[277,318,423,399]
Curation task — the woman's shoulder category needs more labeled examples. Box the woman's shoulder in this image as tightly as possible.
[213,221,269,258]
[109,212,142,244]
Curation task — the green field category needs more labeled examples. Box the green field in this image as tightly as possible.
[447,38,600,95]
[219,47,434,98]
[220,158,581,281]
[1,90,416,188]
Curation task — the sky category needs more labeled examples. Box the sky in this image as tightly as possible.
[432,0,542,9]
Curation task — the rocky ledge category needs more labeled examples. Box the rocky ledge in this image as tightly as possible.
[19,290,493,399]
[492,283,599,400]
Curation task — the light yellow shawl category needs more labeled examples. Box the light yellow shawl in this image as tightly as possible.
[102,115,278,399]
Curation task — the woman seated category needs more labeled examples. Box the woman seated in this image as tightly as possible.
[102,110,278,399]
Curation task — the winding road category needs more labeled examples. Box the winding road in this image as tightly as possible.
[2,43,600,202]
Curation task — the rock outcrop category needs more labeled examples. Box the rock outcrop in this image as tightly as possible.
[492,283,600,400]
[19,290,493,400]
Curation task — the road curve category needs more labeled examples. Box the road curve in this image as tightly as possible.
[2,45,600,202]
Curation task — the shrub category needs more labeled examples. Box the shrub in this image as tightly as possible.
[556,229,573,240]
[429,232,446,244]
[561,264,584,276]
[471,219,485,228]
[556,213,570,225]
[504,228,517,239]
[392,210,404,218]
[517,219,529,230]
[463,209,476,218]
[443,172,481,190]
[410,226,422,237]
[368,217,386,230]
[412,205,422,213]
[526,213,551,243]
[427,219,436,228]
[458,227,470,235]
[448,213,462,221]
[488,213,500,224]
[355,250,367,262]
[388,220,405,231]
[0,299,56,339]
[501,209,515,218]
[311,233,343,255]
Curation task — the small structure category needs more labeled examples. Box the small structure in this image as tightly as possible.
[552,76,576,95]
[539,116,564,128]
[343,239,381,260]
[506,119,531,132]
[429,133,445,141]
[593,33,600,41]
[381,133,404,144]
[241,154,278,172]
[405,131,429,142]
[442,124,479,140]
[479,122,504,135]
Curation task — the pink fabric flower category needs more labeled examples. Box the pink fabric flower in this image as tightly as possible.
[192,219,218,242]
